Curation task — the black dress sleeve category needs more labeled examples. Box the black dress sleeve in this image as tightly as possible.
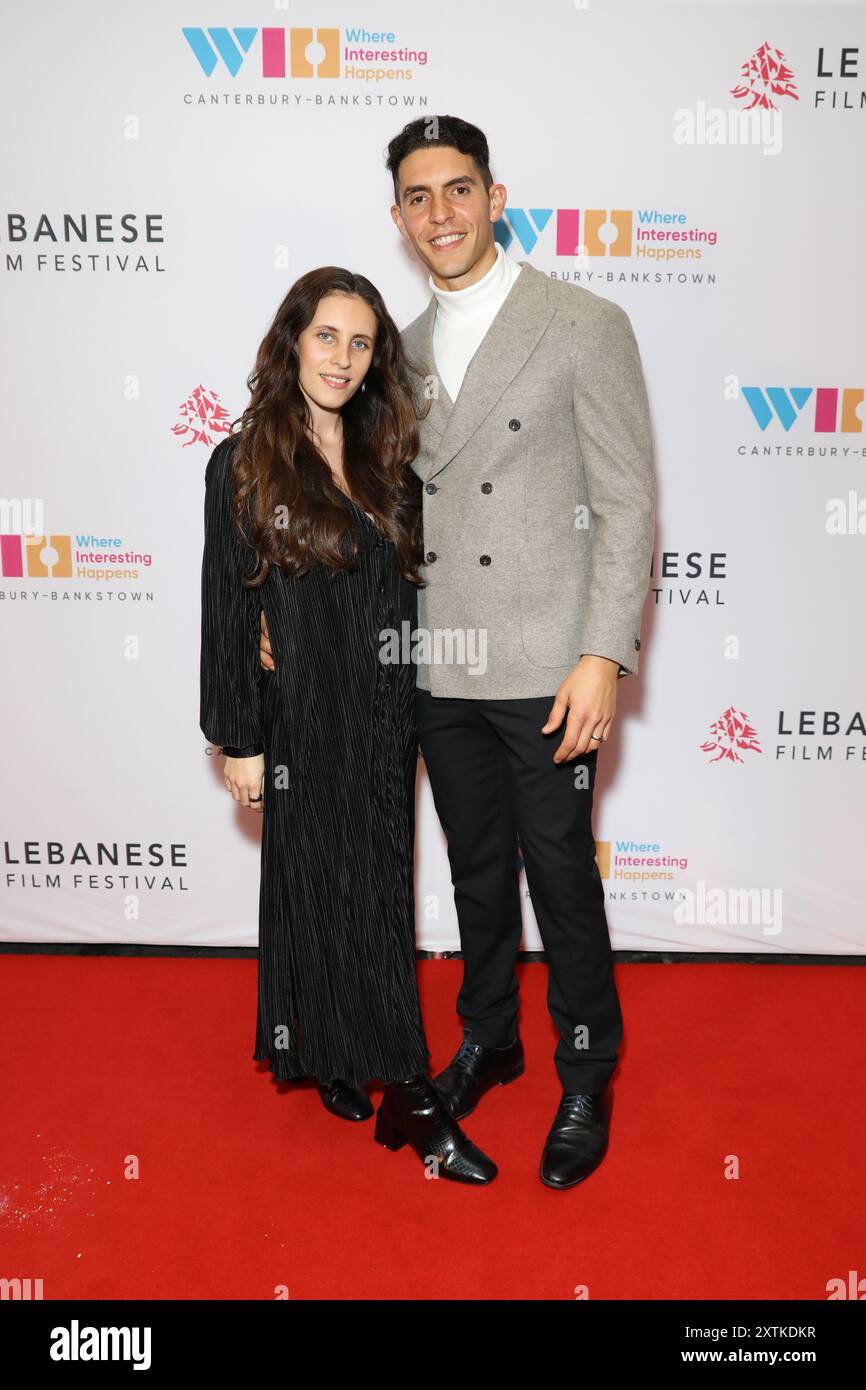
[199,436,265,759]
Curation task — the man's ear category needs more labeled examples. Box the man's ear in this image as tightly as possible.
[489,182,507,221]
[390,204,408,239]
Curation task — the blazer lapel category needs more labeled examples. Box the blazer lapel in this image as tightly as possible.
[408,296,452,442]
[412,259,555,482]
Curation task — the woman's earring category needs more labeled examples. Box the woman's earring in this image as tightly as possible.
[361,383,366,392]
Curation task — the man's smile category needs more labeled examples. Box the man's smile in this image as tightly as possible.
[428,231,468,250]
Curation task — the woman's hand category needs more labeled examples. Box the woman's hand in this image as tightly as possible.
[259,610,275,672]
[223,753,265,812]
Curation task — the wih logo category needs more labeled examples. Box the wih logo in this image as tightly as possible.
[741,387,864,433]
[0,534,72,578]
[495,209,632,257]
[182,26,340,78]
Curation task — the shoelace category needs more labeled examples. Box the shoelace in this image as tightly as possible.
[560,1092,599,1120]
[452,1032,485,1072]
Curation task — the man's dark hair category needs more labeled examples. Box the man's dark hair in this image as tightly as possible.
[385,115,493,205]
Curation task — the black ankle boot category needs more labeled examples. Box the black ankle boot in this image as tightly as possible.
[374,1074,498,1185]
[317,1079,374,1121]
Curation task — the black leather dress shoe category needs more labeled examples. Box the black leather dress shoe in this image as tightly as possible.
[317,1079,374,1121]
[433,1027,525,1120]
[374,1074,497,1185]
[540,1088,612,1189]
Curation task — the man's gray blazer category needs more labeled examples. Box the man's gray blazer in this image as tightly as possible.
[400,258,655,700]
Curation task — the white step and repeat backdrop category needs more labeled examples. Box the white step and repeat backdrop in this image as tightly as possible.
[2,2,864,954]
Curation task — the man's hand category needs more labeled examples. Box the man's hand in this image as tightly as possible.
[223,753,265,812]
[259,609,274,672]
[542,654,619,762]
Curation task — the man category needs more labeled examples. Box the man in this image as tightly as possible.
[261,115,655,1189]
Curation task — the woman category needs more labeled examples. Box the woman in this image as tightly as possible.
[199,266,496,1185]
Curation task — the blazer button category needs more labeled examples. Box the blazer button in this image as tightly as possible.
[479,554,492,566]
[508,419,521,431]
[481,481,493,493]
[425,482,437,494]
[634,637,641,650]
[425,550,437,563]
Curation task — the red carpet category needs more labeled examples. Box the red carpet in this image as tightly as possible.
[1,955,863,1300]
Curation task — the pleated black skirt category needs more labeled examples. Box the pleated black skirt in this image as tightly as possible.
[252,498,430,1087]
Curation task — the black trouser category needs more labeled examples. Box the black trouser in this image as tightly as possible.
[415,688,623,1093]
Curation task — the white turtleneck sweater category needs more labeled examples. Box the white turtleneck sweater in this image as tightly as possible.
[428,241,522,403]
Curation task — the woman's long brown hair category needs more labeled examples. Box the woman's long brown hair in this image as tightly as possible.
[226,266,430,589]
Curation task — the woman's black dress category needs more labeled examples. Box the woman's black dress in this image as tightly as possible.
[200,434,431,1087]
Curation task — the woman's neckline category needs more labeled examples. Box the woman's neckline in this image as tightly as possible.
[338,490,382,534]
